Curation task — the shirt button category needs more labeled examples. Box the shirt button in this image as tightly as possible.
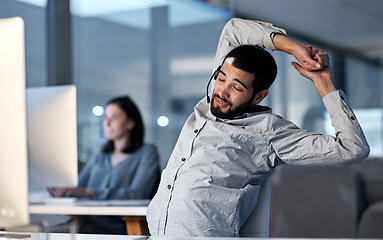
[167,185,172,189]
[351,116,355,120]
[181,158,186,162]
[194,129,198,133]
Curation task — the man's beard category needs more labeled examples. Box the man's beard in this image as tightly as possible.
[210,93,253,119]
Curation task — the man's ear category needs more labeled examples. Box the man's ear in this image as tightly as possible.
[252,89,269,105]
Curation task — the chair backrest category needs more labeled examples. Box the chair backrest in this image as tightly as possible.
[269,165,358,238]
[239,178,271,237]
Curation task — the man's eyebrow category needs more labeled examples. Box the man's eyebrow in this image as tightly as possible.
[233,78,248,89]
[219,70,248,89]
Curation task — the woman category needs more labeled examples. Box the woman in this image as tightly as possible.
[48,95,160,234]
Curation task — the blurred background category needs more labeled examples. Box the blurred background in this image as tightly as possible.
[1,0,382,168]
[2,1,383,238]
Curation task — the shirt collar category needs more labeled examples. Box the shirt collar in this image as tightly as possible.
[195,96,272,122]
[216,104,272,122]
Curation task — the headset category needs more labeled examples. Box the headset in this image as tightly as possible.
[206,65,221,103]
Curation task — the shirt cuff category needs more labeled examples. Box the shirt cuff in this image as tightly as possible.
[259,21,286,50]
[322,90,359,128]
[322,90,349,108]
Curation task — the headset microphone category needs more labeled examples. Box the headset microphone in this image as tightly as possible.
[206,65,221,103]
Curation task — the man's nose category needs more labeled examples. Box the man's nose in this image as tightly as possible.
[216,84,229,98]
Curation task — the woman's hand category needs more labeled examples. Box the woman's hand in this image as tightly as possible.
[47,187,67,197]
[47,186,94,198]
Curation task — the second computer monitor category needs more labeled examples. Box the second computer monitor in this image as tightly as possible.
[26,85,78,193]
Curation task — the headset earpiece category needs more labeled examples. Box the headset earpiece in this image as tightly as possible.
[206,65,222,103]
[213,65,221,80]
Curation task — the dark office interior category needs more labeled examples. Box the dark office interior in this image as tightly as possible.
[1,0,382,238]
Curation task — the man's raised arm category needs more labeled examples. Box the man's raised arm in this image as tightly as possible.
[214,18,286,68]
[214,18,328,72]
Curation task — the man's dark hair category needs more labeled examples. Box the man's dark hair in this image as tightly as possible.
[102,95,144,154]
[223,45,277,95]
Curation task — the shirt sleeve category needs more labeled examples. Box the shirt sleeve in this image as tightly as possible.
[213,18,286,70]
[270,90,370,166]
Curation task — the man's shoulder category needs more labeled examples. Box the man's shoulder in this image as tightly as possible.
[244,111,297,133]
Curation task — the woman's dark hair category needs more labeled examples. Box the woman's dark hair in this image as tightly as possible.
[102,95,144,154]
[223,45,277,96]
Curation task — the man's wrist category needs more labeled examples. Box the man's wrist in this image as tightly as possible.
[315,80,337,99]
[272,34,295,54]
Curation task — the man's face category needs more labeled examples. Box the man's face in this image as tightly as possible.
[210,59,256,119]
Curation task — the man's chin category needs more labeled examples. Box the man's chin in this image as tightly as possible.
[210,101,252,119]
[211,105,230,119]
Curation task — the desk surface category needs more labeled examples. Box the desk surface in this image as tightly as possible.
[2,231,381,240]
[29,199,149,216]
[0,232,145,240]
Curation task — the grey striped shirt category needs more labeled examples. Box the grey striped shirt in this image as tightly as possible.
[146,18,369,237]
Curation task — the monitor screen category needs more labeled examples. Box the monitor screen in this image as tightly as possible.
[26,85,78,196]
[0,16,29,229]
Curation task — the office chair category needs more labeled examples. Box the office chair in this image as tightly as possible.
[239,178,271,237]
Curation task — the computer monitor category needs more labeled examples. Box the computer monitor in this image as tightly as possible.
[26,85,78,196]
[0,16,29,229]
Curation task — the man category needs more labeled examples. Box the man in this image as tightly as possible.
[146,18,369,237]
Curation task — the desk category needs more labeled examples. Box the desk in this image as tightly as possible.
[0,231,145,240]
[29,200,149,235]
[2,231,382,240]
